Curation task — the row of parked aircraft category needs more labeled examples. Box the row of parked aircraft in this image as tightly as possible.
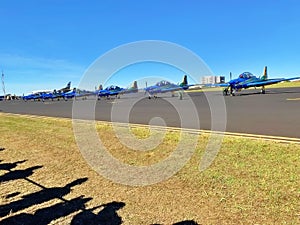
[22,66,300,101]
[22,81,140,102]
[22,75,191,101]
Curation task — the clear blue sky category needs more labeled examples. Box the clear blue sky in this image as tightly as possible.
[1,0,300,95]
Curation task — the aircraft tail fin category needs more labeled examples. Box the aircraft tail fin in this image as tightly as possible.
[132,81,138,89]
[180,75,188,86]
[98,84,103,90]
[67,82,71,89]
[261,66,267,80]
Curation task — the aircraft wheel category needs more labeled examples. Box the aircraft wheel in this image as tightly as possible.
[261,86,266,94]
[230,89,236,96]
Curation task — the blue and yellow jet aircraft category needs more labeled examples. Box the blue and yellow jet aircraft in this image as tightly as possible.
[23,82,72,101]
[222,67,300,96]
[98,81,138,99]
[145,75,192,99]
[63,88,97,100]
[22,92,42,101]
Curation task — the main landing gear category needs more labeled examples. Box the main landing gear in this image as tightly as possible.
[148,95,158,99]
[223,85,266,96]
[223,86,235,96]
[261,86,266,94]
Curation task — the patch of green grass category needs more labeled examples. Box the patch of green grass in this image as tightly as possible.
[269,80,300,88]
[0,113,299,224]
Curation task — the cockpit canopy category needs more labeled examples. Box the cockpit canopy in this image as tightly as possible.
[239,72,254,79]
[155,80,172,86]
[105,85,121,90]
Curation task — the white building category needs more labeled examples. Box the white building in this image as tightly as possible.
[201,76,225,84]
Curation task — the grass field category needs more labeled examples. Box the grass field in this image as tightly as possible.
[0,114,299,224]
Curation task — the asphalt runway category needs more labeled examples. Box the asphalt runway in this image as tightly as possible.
[1,87,300,138]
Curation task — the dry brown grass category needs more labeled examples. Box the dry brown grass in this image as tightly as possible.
[0,113,299,224]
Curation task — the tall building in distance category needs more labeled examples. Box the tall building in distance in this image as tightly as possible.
[201,76,225,84]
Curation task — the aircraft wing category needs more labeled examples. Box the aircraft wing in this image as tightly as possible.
[147,86,184,94]
[213,83,229,87]
[98,83,139,98]
[98,88,122,97]
[120,87,138,94]
[239,77,300,88]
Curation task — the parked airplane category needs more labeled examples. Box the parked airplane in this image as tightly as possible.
[22,92,43,101]
[40,81,72,101]
[22,82,72,101]
[57,81,71,93]
[222,66,300,96]
[98,81,138,99]
[23,89,52,101]
[63,88,97,100]
[144,75,192,99]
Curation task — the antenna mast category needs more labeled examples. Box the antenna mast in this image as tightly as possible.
[1,70,5,100]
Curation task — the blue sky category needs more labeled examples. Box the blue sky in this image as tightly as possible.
[1,0,300,95]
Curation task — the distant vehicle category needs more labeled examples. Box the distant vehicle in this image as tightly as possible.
[144,75,194,99]
[98,81,138,99]
[221,66,300,96]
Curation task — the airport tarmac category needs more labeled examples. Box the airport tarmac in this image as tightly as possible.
[1,87,300,138]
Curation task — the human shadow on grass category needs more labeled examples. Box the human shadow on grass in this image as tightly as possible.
[0,165,43,183]
[1,197,125,225]
[0,160,27,171]
[71,201,126,225]
[173,220,199,225]
[4,192,21,199]
[0,177,88,217]
[0,157,126,224]
[152,220,199,225]
[0,196,92,225]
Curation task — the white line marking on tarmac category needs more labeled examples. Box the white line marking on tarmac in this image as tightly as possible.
[287,98,300,101]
